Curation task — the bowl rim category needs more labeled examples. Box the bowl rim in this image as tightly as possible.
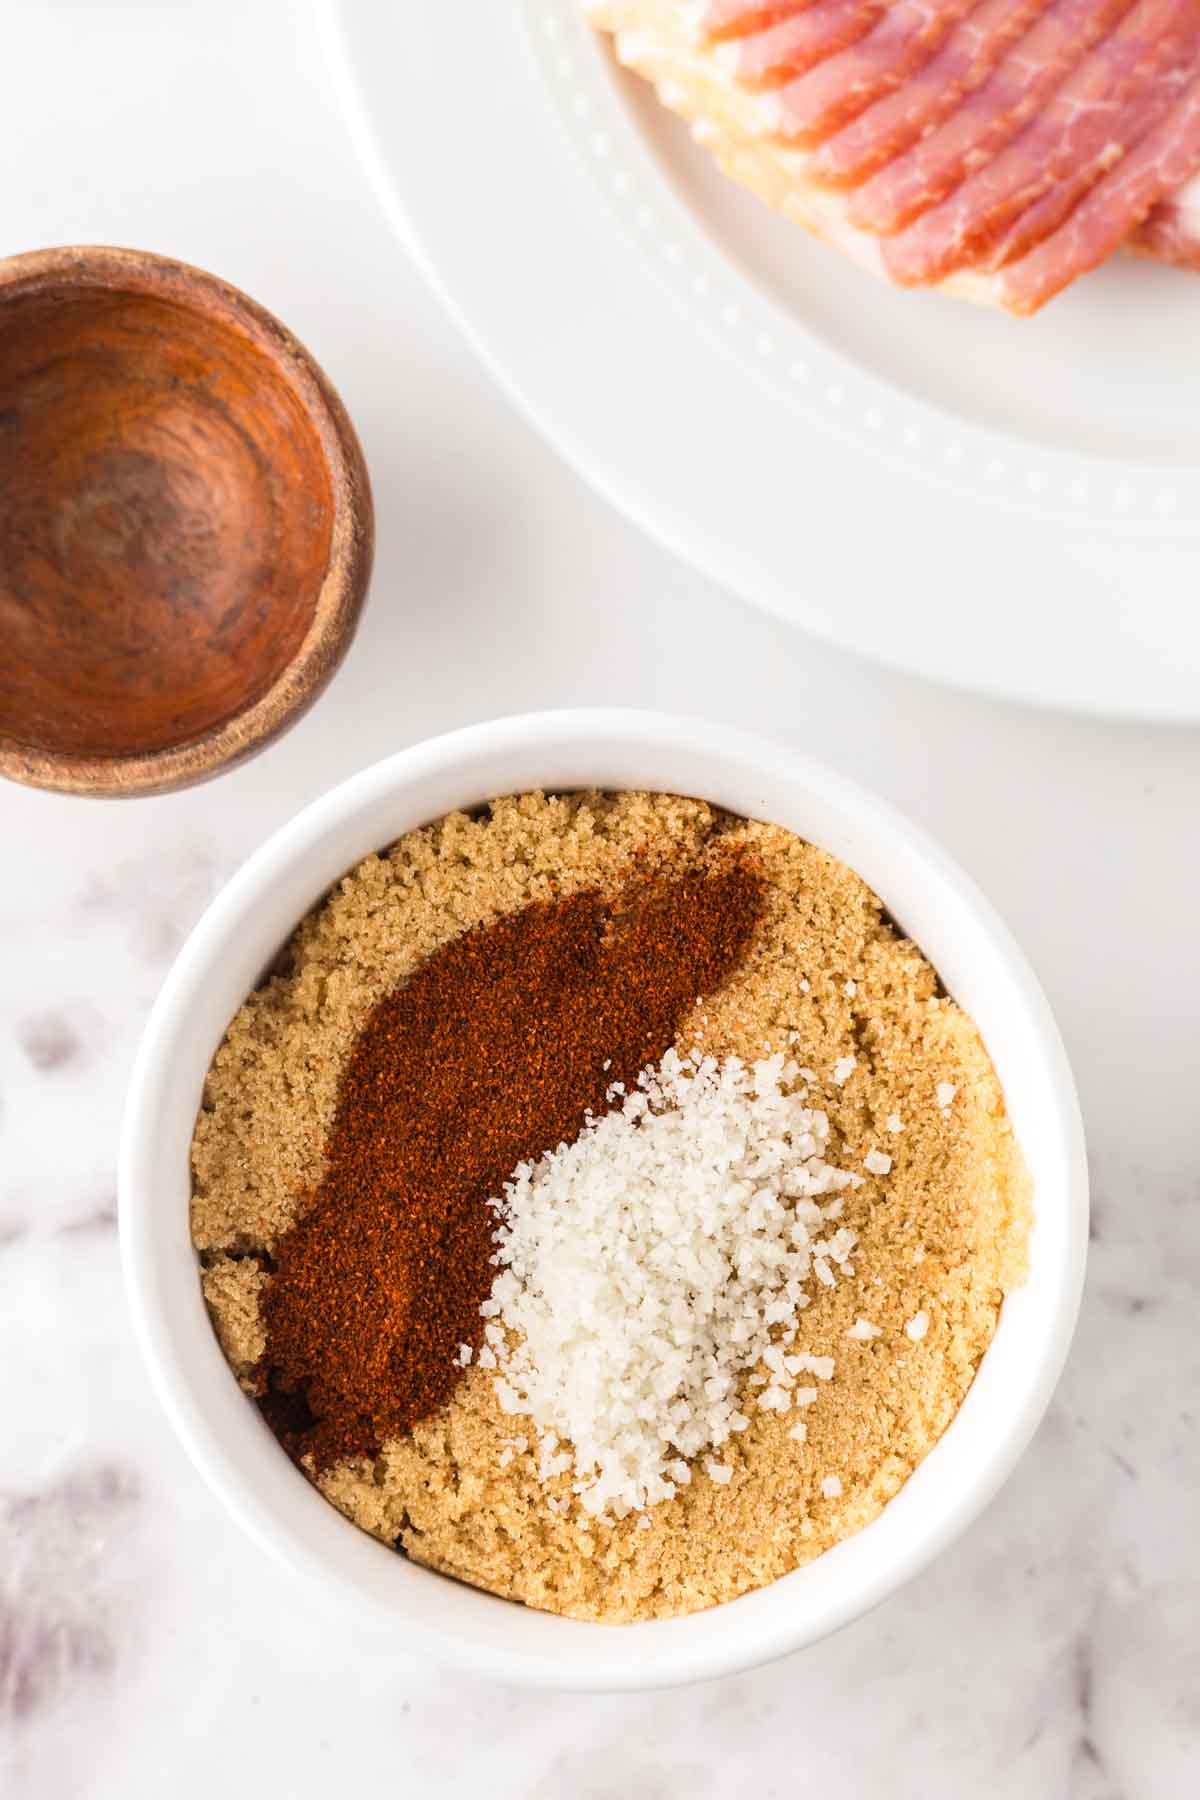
[0,243,374,799]
[119,708,1088,1688]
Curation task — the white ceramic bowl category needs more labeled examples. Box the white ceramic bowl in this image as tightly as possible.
[120,710,1087,1690]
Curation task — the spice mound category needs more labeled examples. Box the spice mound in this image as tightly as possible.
[260,857,763,1469]
[192,790,1030,1623]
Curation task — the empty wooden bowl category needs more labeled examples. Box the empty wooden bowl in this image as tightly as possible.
[0,246,373,797]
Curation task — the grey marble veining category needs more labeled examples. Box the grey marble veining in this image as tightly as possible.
[2,3,1199,1795]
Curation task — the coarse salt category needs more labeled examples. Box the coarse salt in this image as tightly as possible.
[821,1475,842,1498]
[485,1050,857,1518]
[886,1114,904,1134]
[847,1317,882,1340]
[833,1056,856,1085]
[906,1310,930,1341]
[863,1149,892,1176]
[937,1082,957,1109]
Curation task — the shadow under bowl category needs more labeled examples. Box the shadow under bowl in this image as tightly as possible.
[0,246,373,797]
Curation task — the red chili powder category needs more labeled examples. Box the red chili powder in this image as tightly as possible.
[260,856,763,1469]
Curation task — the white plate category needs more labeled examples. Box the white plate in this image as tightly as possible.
[321,0,1200,718]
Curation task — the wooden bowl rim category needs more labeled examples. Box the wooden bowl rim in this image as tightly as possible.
[0,244,374,799]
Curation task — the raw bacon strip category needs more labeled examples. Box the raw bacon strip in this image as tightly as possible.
[812,0,1051,186]
[999,68,1200,310]
[723,1,886,86]
[851,0,1138,234]
[588,1,1200,308]
[696,0,811,38]
[881,0,1196,282]
[986,51,1198,266]
[769,0,981,146]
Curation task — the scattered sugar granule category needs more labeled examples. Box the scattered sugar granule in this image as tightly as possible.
[844,980,857,997]
[847,1317,882,1341]
[906,1310,930,1341]
[456,1343,473,1367]
[864,1149,893,1176]
[788,1422,807,1444]
[498,1447,513,1469]
[821,1476,843,1499]
[486,1049,858,1518]
[800,978,810,993]
[636,1513,652,1530]
[833,1055,856,1085]
[912,1246,926,1266]
[705,1461,733,1486]
[937,1082,957,1109]
[886,1113,904,1134]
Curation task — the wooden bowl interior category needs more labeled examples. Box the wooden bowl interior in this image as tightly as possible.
[0,284,335,760]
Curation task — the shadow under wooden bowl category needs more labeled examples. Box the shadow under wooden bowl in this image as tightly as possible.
[0,246,374,797]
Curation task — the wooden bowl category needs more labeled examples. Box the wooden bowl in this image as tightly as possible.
[0,246,373,797]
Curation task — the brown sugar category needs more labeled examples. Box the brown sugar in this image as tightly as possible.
[191,791,1029,1622]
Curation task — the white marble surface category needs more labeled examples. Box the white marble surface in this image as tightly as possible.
[2,3,1199,1794]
